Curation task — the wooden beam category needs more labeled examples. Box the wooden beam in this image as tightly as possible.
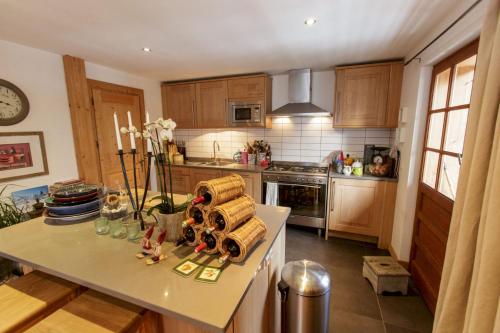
[62,55,101,184]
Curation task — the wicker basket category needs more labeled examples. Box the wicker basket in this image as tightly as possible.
[219,216,267,263]
[193,174,246,210]
[198,230,220,255]
[208,195,256,233]
[185,203,208,227]
[184,225,203,247]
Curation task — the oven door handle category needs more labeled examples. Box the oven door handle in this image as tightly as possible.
[276,182,322,189]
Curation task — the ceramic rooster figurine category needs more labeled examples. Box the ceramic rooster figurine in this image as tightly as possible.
[146,229,167,265]
[136,225,155,259]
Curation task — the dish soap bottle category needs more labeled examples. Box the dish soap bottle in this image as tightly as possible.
[352,160,364,176]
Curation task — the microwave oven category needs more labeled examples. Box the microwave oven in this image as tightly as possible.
[228,101,264,127]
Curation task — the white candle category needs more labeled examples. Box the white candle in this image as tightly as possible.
[145,112,153,153]
[127,111,136,150]
[113,112,123,151]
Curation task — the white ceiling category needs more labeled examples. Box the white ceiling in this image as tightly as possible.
[0,0,478,80]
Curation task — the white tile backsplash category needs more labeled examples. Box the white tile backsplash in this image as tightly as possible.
[174,117,395,162]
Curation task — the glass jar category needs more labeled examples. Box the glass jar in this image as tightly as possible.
[94,216,110,235]
[109,218,127,239]
[123,212,142,241]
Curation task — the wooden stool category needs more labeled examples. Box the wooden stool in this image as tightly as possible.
[0,270,80,333]
[26,290,145,333]
[362,256,410,295]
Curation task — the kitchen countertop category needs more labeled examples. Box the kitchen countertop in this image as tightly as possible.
[329,170,398,182]
[170,158,267,173]
[0,204,290,332]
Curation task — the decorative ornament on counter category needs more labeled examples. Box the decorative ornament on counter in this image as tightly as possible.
[114,112,193,264]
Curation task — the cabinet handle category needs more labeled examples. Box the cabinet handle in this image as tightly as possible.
[192,99,196,127]
[329,180,335,212]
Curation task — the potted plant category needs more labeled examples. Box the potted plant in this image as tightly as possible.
[0,185,27,282]
[121,117,191,241]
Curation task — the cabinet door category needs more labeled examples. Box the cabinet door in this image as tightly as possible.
[195,80,228,128]
[162,83,196,129]
[165,167,191,194]
[331,179,383,236]
[334,65,390,127]
[190,168,222,192]
[228,76,265,100]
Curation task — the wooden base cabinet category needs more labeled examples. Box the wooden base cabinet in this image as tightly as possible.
[328,178,396,249]
[167,167,262,203]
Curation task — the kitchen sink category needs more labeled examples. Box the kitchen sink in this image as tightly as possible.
[199,161,235,166]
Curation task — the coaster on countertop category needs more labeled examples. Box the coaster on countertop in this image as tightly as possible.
[173,259,200,277]
[195,265,222,283]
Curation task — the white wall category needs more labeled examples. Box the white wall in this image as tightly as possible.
[390,0,487,261]
[0,40,79,194]
[0,39,162,197]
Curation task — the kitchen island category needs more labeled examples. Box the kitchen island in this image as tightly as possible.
[0,204,290,333]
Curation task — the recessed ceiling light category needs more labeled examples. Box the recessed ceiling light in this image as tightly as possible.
[304,17,317,26]
[142,47,152,53]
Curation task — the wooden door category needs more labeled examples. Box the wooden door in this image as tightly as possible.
[90,82,145,189]
[162,83,196,128]
[410,40,478,313]
[228,76,265,100]
[334,65,390,127]
[330,179,382,236]
[195,80,228,128]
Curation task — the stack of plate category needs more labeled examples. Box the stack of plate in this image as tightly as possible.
[45,184,102,223]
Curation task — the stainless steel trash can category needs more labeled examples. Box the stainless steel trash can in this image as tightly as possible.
[278,260,331,333]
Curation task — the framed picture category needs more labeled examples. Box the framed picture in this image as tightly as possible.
[11,185,49,212]
[0,132,49,182]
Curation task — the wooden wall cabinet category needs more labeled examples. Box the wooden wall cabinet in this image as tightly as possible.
[328,178,396,248]
[334,61,403,128]
[190,168,223,189]
[161,83,196,129]
[161,74,271,129]
[195,80,228,128]
[227,76,266,100]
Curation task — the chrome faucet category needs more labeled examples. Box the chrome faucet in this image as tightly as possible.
[212,140,220,161]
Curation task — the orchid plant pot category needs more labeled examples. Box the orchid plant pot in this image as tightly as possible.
[156,211,184,242]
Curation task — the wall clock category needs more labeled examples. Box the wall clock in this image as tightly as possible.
[0,79,30,126]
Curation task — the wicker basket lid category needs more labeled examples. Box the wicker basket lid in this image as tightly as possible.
[281,260,330,296]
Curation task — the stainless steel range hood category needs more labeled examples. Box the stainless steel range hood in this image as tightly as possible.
[270,69,331,117]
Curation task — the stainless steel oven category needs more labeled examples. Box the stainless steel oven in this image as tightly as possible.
[262,173,327,230]
[228,101,264,127]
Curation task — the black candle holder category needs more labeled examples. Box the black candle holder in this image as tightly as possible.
[118,149,153,231]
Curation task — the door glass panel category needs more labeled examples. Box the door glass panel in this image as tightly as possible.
[438,155,461,199]
[427,112,444,149]
[450,55,477,106]
[422,151,439,188]
[444,109,469,153]
[431,69,450,110]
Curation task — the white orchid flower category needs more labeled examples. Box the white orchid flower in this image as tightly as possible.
[159,128,173,141]
[160,119,177,130]
[155,118,164,125]
[142,131,151,139]
[120,127,129,134]
[128,126,138,133]
[134,132,142,138]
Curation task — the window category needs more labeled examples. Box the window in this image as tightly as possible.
[421,48,477,200]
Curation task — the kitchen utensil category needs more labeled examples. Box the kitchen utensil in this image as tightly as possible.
[343,165,352,176]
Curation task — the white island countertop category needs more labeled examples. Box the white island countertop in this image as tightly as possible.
[0,204,290,332]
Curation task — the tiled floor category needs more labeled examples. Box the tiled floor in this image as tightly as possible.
[285,226,434,333]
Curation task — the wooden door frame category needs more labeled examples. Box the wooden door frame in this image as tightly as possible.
[409,39,479,312]
[63,55,146,184]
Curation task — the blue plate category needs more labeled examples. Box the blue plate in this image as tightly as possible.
[46,198,101,216]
